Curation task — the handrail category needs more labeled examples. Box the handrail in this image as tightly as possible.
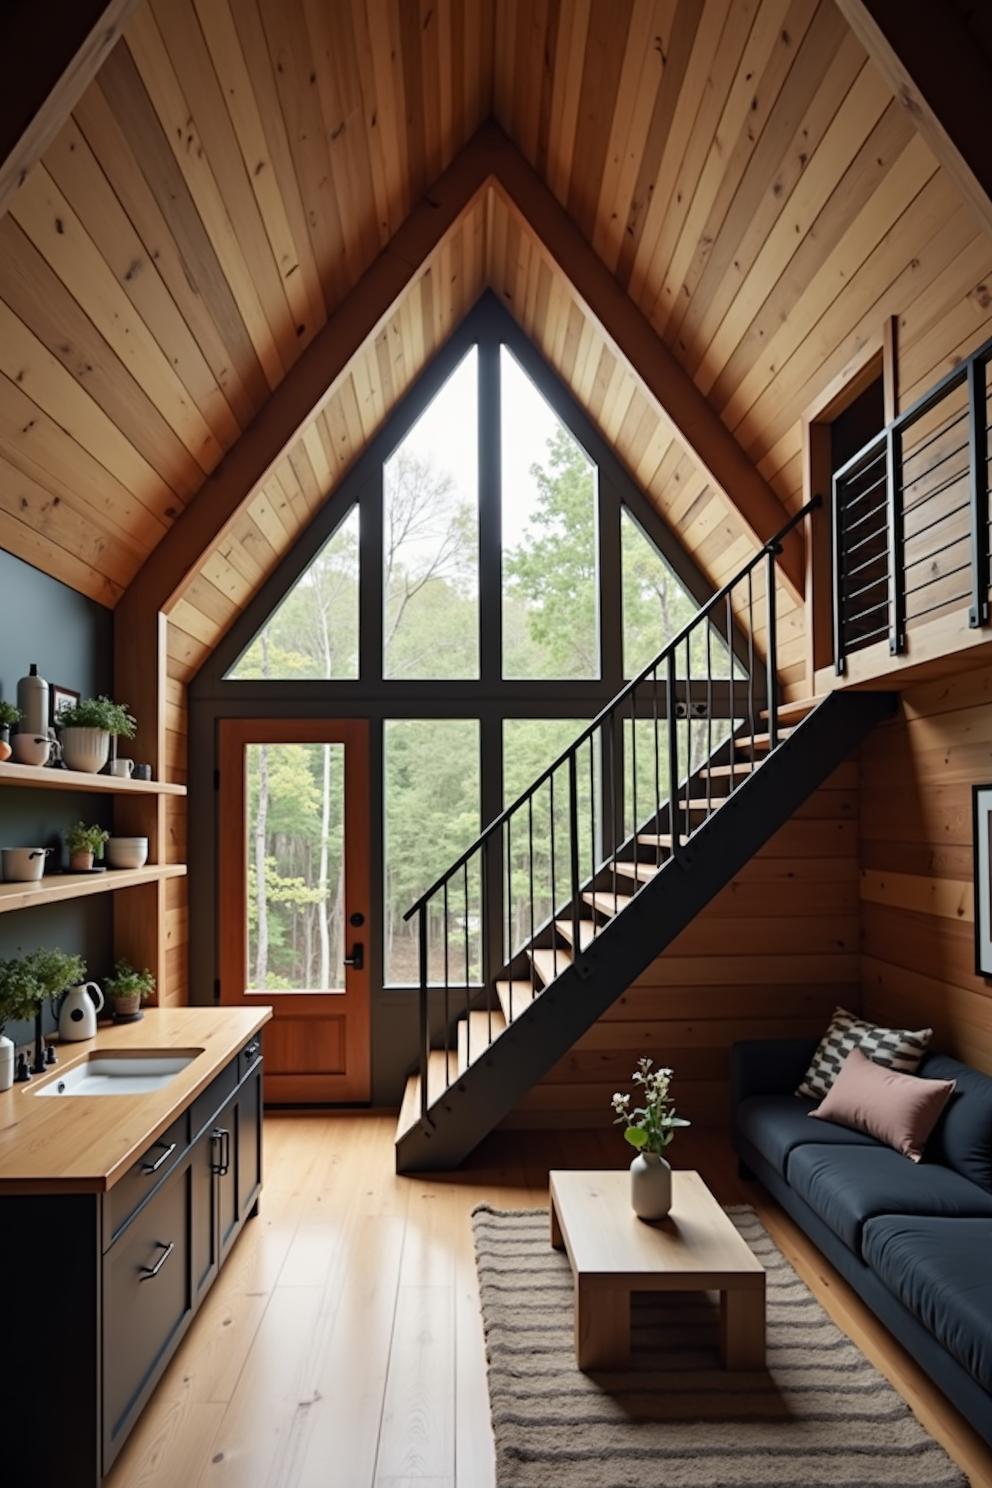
[403,495,818,921]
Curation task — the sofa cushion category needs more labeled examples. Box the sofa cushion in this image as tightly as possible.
[797,1006,932,1101]
[736,1094,879,1176]
[862,1215,992,1390]
[920,1054,992,1192]
[809,1048,956,1161]
[785,1143,992,1251]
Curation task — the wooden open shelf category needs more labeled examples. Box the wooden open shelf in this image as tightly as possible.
[0,864,187,915]
[0,761,186,796]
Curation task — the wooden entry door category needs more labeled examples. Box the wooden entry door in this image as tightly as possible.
[218,719,371,1103]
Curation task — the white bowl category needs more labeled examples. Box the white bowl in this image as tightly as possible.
[106,837,148,870]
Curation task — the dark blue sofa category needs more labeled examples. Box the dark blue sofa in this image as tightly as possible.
[732,1037,992,1448]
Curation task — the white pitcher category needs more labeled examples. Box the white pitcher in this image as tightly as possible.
[58,982,105,1042]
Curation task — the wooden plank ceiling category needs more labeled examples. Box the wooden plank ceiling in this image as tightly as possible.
[3,0,992,708]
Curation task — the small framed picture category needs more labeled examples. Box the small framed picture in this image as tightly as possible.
[50,685,80,724]
[973,785,992,977]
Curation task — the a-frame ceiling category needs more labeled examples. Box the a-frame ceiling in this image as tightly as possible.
[3,0,992,710]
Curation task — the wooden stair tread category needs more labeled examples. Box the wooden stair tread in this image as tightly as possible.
[678,797,728,811]
[637,832,690,848]
[614,858,663,882]
[529,945,572,986]
[555,917,599,949]
[734,727,795,750]
[457,1010,507,1072]
[583,890,633,916]
[397,1050,452,1139]
[760,697,823,721]
[703,762,760,777]
[496,979,537,1021]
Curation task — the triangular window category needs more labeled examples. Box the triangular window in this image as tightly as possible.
[621,508,733,679]
[226,505,359,680]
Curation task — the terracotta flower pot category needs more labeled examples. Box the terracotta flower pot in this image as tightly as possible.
[112,992,141,1019]
[70,849,95,872]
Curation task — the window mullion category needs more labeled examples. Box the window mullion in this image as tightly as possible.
[478,334,502,685]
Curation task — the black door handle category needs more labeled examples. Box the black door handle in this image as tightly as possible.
[211,1128,231,1176]
[139,1240,175,1280]
[343,942,364,971]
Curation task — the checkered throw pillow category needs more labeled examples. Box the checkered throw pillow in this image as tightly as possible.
[797,1007,933,1101]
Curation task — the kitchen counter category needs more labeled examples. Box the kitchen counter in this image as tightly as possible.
[0,1006,271,1194]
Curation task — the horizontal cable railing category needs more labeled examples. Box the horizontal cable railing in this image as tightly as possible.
[833,337,992,673]
[401,499,818,1125]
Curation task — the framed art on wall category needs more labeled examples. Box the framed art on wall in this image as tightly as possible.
[50,685,79,724]
[974,785,992,977]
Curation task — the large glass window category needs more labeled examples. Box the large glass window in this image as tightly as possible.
[384,719,481,984]
[383,348,479,679]
[501,348,599,679]
[228,506,359,680]
[622,508,732,680]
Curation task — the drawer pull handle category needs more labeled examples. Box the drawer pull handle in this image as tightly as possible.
[211,1127,231,1177]
[139,1240,175,1281]
[141,1141,177,1175]
[244,1041,260,1059]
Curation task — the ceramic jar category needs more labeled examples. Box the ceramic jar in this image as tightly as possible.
[12,733,51,767]
[630,1152,672,1220]
[61,727,110,774]
[1,847,51,882]
[106,837,148,870]
[0,1033,12,1092]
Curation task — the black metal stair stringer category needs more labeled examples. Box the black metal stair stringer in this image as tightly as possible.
[395,689,895,1172]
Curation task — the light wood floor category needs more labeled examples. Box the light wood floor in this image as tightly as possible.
[106,1115,992,1488]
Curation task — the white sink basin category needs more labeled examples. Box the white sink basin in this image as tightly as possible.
[34,1054,196,1097]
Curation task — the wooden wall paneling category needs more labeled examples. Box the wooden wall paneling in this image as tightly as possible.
[860,663,992,1074]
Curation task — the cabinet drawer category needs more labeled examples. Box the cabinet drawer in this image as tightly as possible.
[189,1057,239,1138]
[240,1035,263,1083]
[105,1109,189,1248]
[103,1165,191,1470]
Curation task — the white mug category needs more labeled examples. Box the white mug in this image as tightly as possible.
[110,757,135,778]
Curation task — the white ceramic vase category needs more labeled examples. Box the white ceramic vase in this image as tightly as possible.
[0,1033,13,1092]
[630,1152,672,1220]
[61,727,110,774]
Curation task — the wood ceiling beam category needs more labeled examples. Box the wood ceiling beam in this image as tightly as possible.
[0,1,138,220]
[485,135,805,601]
[835,0,992,241]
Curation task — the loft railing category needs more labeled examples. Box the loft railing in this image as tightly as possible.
[833,336,992,672]
[403,498,818,1123]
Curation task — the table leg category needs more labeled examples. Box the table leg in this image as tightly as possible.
[575,1280,631,1371]
[550,1196,564,1251]
[720,1285,766,1370]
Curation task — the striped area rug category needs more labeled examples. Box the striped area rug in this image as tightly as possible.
[472,1203,966,1488]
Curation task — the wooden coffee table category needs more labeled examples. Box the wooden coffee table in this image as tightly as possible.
[549,1169,766,1372]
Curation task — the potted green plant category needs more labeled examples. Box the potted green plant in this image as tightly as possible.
[57,696,136,775]
[105,960,155,1022]
[0,955,43,1091]
[65,821,110,873]
[612,1058,690,1220]
[0,699,20,762]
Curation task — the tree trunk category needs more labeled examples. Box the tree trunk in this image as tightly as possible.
[317,743,331,988]
[254,634,271,988]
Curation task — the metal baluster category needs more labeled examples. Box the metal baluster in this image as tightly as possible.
[652,663,661,865]
[886,422,906,655]
[443,878,450,1085]
[766,552,779,751]
[685,622,692,832]
[506,816,514,1018]
[418,903,429,1120]
[630,688,638,873]
[968,357,990,627]
[588,733,596,883]
[528,794,536,976]
[463,861,470,1066]
[611,711,620,912]
[832,470,846,674]
[549,770,558,979]
[726,592,735,779]
[747,568,756,770]
[568,752,581,954]
[481,844,491,1046]
[666,651,679,862]
[705,620,712,817]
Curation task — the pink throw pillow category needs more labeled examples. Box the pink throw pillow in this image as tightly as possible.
[809,1047,955,1162]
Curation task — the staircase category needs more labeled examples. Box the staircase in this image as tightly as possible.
[396,499,895,1172]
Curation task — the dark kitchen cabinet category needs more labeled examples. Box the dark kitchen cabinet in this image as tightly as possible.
[0,1040,264,1487]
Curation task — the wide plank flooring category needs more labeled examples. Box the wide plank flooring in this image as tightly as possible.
[106,1115,992,1488]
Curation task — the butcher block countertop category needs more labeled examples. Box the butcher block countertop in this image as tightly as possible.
[0,1007,272,1195]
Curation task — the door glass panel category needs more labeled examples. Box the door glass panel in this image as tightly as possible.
[621,508,736,680]
[245,742,346,993]
[501,347,599,679]
[383,348,479,678]
[384,719,481,984]
[227,507,359,680]
[502,719,600,958]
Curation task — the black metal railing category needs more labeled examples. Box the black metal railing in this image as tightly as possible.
[403,499,818,1123]
[833,337,992,672]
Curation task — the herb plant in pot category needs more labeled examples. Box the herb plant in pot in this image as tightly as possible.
[105,960,155,1023]
[612,1059,690,1221]
[0,700,20,763]
[0,955,43,1091]
[22,948,85,1073]
[65,821,110,872]
[57,696,136,775]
